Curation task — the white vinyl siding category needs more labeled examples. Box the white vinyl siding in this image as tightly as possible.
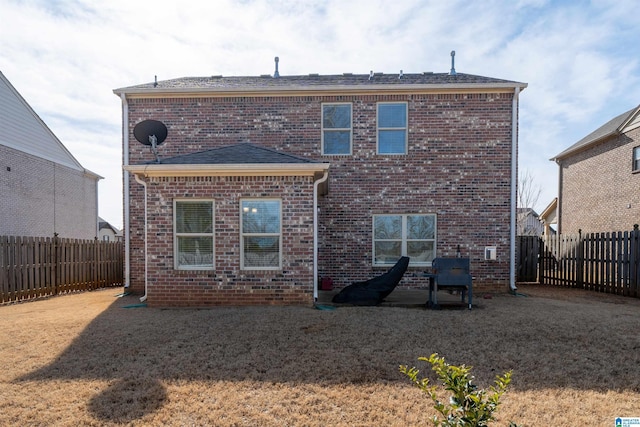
[0,73,83,170]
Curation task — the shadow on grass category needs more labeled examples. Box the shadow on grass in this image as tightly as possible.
[87,376,167,423]
[13,287,640,422]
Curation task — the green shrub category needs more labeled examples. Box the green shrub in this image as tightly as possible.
[400,353,519,426]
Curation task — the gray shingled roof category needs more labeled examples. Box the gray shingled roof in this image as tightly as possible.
[115,72,526,93]
[149,143,319,165]
[552,105,639,160]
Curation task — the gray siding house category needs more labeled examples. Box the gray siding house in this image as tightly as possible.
[0,71,101,239]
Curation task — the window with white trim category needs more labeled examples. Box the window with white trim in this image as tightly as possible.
[322,103,352,155]
[174,200,215,270]
[241,199,282,269]
[373,214,436,266]
[377,102,407,154]
[633,146,640,171]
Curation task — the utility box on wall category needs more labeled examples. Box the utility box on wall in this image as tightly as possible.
[485,246,497,261]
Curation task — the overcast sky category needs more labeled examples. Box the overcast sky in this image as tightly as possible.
[1,0,639,229]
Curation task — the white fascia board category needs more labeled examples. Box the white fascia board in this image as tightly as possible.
[114,83,528,98]
[123,163,331,177]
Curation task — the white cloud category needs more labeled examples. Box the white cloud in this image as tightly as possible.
[1,0,639,223]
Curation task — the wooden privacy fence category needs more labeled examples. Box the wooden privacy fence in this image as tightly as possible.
[517,229,640,297]
[0,235,123,303]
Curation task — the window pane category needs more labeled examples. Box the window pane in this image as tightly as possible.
[407,215,435,239]
[378,130,406,154]
[374,216,402,239]
[379,104,406,127]
[374,241,401,264]
[634,147,640,170]
[323,104,351,128]
[244,236,280,267]
[324,131,350,154]
[408,241,435,263]
[176,202,212,233]
[177,236,213,267]
[242,200,280,233]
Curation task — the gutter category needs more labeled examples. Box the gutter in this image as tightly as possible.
[121,93,131,289]
[113,83,529,100]
[313,170,330,301]
[132,173,148,302]
[123,163,327,177]
[509,87,520,292]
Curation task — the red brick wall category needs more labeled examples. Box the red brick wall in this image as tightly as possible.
[559,126,640,234]
[126,91,516,304]
[133,175,315,307]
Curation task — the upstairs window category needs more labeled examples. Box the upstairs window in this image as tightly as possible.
[377,102,407,154]
[322,103,352,155]
[174,200,215,270]
[634,146,640,171]
[373,214,436,266]
[241,199,282,269]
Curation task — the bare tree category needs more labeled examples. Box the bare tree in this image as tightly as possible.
[517,168,542,210]
[517,168,543,235]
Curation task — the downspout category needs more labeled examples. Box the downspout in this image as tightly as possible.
[509,87,521,293]
[95,177,99,238]
[313,170,329,301]
[133,173,148,302]
[555,158,562,234]
[121,93,131,288]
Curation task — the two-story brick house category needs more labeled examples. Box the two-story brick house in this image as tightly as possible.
[552,104,640,234]
[115,68,526,307]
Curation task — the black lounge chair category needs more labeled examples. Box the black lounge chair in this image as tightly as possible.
[331,256,410,306]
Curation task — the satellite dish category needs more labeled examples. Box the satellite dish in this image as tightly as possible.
[133,120,167,163]
[133,120,168,146]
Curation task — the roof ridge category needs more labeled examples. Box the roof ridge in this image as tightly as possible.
[552,104,640,161]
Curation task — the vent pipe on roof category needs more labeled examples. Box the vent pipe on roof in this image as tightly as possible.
[274,56,280,78]
[449,51,457,76]
[154,75,158,87]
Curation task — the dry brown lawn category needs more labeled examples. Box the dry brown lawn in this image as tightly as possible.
[1,285,639,426]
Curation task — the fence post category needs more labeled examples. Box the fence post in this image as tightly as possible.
[576,229,584,289]
[53,233,59,296]
[631,225,639,297]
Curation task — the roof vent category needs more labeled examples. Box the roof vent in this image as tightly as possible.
[399,70,403,79]
[449,50,457,76]
[369,70,374,80]
[274,56,280,78]
[153,75,158,87]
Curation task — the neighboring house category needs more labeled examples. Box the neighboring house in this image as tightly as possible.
[98,217,122,242]
[552,105,640,234]
[0,71,101,239]
[517,208,543,236]
[539,198,558,236]
[115,65,527,307]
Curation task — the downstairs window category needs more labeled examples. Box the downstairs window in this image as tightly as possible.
[174,200,215,270]
[373,214,436,266]
[241,199,282,269]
